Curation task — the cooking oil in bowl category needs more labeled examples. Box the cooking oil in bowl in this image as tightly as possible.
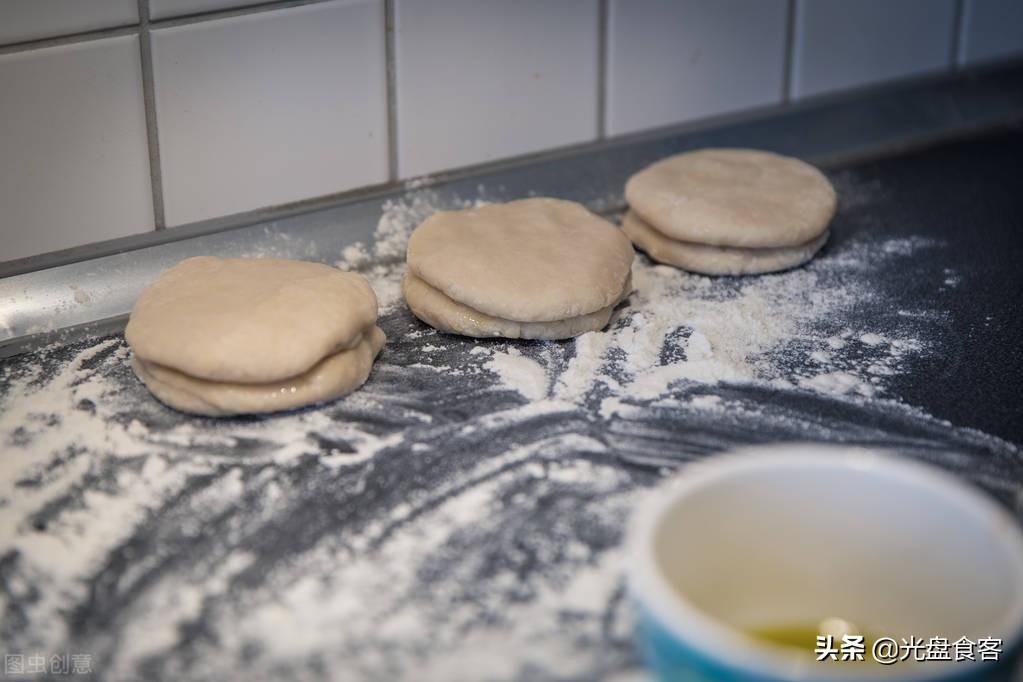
[746,617,876,656]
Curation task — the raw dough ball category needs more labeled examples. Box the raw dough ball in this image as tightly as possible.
[405,198,634,338]
[126,256,385,416]
[622,211,828,276]
[625,148,836,249]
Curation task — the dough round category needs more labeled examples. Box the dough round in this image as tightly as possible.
[406,198,634,323]
[125,256,379,383]
[403,272,631,340]
[624,148,836,248]
[622,211,829,276]
[131,327,386,417]
[126,256,385,416]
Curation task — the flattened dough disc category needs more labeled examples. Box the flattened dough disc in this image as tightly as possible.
[126,257,379,383]
[622,211,829,276]
[403,272,631,340]
[406,198,634,323]
[625,148,836,248]
[132,327,386,417]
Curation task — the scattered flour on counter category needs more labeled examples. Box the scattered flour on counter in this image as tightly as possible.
[340,242,371,267]
[688,394,722,409]
[3,187,1015,682]
[334,189,489,313]
[325,190,940,406]
[0,336,415,655]
[486,347,549,401]
[859,332,886,346]
[321,188,939,407]
[200,433,637,682]
[799,371,873,397]
[462,235,940,404]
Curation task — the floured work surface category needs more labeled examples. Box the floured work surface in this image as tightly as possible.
[2,131,1022,681]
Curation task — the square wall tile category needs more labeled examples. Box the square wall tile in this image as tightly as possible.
[395,0,599,178]
[150,0,268,20]
[152,0,388,227]
[792,0,957,99]
[959,0,1023,66]
[0,0,137,45]
[606,0,788,137]
[0,36,154,263]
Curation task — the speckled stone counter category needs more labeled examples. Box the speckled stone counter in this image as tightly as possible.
[1,129,1021,681]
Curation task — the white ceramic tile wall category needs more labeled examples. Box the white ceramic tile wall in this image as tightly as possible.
[0,0,137,45]
[606,0,788,137]
[792,0,957,99]
[151,0,388,227]
[150,0,266,21]
[394,0,600,178]
[3,0,1023,265]
[0,36,154,262]
[959,0,1023,66]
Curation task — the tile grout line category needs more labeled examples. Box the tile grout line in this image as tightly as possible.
[0,0,331,54]
[151,0,326,30]
[138,0,166,230]
[0,25,137,55]
[781,0,798,104]
[596,0,609,140]
[950,0,966,71]
[385,0,399,182]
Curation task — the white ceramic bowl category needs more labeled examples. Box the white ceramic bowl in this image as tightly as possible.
[626,444,1023,682]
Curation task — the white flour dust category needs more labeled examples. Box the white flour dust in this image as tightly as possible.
[1,186,1019,682]
[335,191,939,408]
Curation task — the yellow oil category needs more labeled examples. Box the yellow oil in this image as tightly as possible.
[747,623,835,651]
[746,618,879,657]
